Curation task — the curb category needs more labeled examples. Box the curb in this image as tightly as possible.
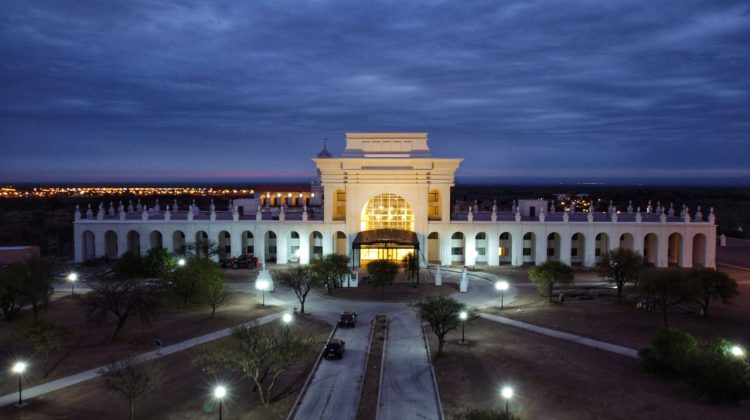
[421,322,445,420]
[286,321,339,420]
[354,315,378,415]
[375,315,389,420]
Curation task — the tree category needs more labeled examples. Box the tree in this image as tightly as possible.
[167,257,223,309]
[367,259,399,298]
[529,260,574,302]
[639,268,700,328]
[22,321,70,378]
[85,277,160,341]
[597,248,644,302]
[186,238,219,260]
[688,268,739,318]
[277,265,318,314]
[0,265,26,320]
[195,322,315,406]
[310,254,350,294]
[204,269,228,318]
[415,295,466,357]
[100,357,162,420]
[402,252,420,285]
[143,247,176,278]
[114,251,146,279]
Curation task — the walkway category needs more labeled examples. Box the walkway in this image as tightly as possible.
[0,312,282,407]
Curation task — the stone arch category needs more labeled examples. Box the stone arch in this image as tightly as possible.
[692,233,707,267]
[172,230,186,255]
[104,230,118,260]
[595,233,610,263]
[498,232,512,265]
[309,231,323,260]
[82,230,96,260]
[475,232,488,265]
[644,233,659,266]
[333,231,347,256]
[451,232,465,265]
[264,231,277,263]
[523,232,536,265]
[288,231,301,263]
[360,193,414,232]
[194,230,209,258]
[619,233,634,251]
[149,230,163,250]
[547,232,561,261]
[668,232,683,267]
[571,232,585,266]
[241,231,255,255]
[218,231,231,260]
[127,230,140,254]
[427,232,440,264]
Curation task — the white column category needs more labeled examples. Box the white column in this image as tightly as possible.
[163,231,174,253]
[117,230,128,257]
[658,235,669,267]
[94,230,106,258]
[584,235,596,267]
[681,236,693,268]
[139,230,149,255]
[277,233,288,264]
[487,234,500,266]
[322,231,332,256]
[512,232,524,266]
[535,232,547,266]
[231,230,242,257]
[256,231,266,263]
[300,233,311,265]
[560,235,572,266]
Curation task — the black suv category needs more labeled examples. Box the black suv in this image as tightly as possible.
[338,311,357,328]
[324,338,346,360]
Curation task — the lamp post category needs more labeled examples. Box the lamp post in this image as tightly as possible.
[214,385,226,420]
[501,386,513,414]
[495,280,509,309]
[177,258,186,267]
[459,311,468,344]
[730,345,745,358]
[67,272,78,295]
[12,361,27,407]
[256,279,270,306]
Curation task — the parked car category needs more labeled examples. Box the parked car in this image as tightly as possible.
[338,311,357,328]
[222,254,259,269]
[324,338,346,360]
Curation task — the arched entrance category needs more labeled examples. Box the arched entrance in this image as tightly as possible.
[356,193,416,265]
[127,231,140,254]
[523,232,536,265]
[288,231,300,263]
[620,233,634,251]
[242,231,254,254]
[218,231,231,260]
[427,232,440,264]
[82,230,96,260]
[310,231,323,260]
[692,233,707,267]
[668,233,683,266]
[547,233,561,262]
[595,233,609,263]
[498,232,512,265]
[149,230,163,250]
[451,232,465,265]
[333,231,347,256]
[264,231,277,263]
[172,230,186,255]
[475,233,488,265]
[105,230,118,260]
[644,233,659,266]
[571,233,585,266]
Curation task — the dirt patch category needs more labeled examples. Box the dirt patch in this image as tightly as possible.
[357,314,387,420]
[0,315,331,419]
[428,318,750,420]
[0,291,280,395]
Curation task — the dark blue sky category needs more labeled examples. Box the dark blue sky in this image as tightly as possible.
[1,1,749,184]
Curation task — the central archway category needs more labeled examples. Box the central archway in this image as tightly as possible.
[356,193,416,265]
[360,193,414,232]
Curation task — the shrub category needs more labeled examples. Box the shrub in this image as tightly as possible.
[685,339,750,403]
[639,327,699,377]
[455,408,522,420]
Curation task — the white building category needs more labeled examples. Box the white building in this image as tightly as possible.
[74,133,716,269]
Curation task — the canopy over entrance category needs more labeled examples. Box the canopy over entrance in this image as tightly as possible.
[352,229,419,267]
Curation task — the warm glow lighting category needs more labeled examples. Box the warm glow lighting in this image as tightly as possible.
[12,361,27,374]
[501,386,513,399]
[67,272,78,282]
[731,345,745,358]
[214,385,226,399]
[256,279,270,291]
[282,313,293,324]
[177,258,186,267]
[459,311,468,321]
[495,281,509,291]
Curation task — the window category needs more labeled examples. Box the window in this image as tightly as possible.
[571,248,578,256]
[360,193,414,231]
[268,246,277,254]
[500,232,510,240]
[452,247,464,255]
[523,248,531,256]
[290,231,299,239]
[547,248,555,256]
[572,233,579,240]
[595,248,601,257]
[313,246,323,255]
[476,233,486,240]
[246,246,254,254]
[476,248,486,256]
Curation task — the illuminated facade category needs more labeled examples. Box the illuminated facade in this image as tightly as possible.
[74,133,717,269]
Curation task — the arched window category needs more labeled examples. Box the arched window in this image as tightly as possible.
[360,193,414,231]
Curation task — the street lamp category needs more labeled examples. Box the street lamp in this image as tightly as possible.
[67,272,78,295]
[459,311,468,344]
[177,258,186,267]
[256,279,270,306]
[214,385,226,420]
[495,280,509,309]
[282,313,293,325]
[730,345,745,358]
[12,361,27,407]
[501,386,513,414]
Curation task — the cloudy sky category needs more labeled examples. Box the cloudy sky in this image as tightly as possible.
[1,0,749,184]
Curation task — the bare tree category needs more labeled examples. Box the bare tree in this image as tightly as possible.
[597,248,644,302]
[639,268,700,327]
[276,265,318,314]
[100,357,162,420]
[186,238,220,260]
[84,278,160,341]
[195,322,315,406]
[23,321,69,378]
[688,268,739,318]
